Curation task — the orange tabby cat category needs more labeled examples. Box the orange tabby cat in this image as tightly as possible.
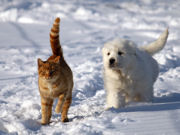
[37,17,73,125]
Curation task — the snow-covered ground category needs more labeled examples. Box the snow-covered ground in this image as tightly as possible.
[0,0,180,134]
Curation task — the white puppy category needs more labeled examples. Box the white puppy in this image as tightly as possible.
[102,29,169,109]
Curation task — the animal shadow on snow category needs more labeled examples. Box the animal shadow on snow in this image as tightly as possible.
[107,92,180,133]
[23,119,41,131]
[110,92,180,113]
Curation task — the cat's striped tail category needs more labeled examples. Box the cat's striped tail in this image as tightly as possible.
[50,17,63,56]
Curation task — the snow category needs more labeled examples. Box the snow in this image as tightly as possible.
[0,0,180,134]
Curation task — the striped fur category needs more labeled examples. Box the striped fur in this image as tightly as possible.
[37,17,73,125]
[50,17,63,56]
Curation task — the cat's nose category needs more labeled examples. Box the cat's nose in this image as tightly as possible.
[45,76,50,80]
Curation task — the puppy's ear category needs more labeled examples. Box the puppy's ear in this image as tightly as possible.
[102,47,106,55]
[102,47,104,52]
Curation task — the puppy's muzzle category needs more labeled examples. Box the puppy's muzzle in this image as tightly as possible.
[109,58,115,66]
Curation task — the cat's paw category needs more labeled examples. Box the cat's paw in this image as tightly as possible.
[41,120,50,125]
[61,117,69,122]
[41,122,49,125]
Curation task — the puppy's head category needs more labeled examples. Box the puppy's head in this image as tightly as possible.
[102,38,137,71]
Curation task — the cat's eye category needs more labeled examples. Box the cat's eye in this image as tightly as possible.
[107,52,110,56]
[50,71,54,75]
[118,51,124,56]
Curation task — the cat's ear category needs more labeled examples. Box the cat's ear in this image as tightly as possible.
[54,56,61,63]
[37,58,44,67]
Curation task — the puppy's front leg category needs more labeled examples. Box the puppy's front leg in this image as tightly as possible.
[106,90,125,109]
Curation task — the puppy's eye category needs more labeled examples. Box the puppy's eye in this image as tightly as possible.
[118,51,123,56]
[107,52,110,56]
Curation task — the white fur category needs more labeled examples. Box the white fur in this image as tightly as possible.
[141,29,169,55]
[102,29,168,109]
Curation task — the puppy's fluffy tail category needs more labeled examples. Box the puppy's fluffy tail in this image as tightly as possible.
[50,17,63,56]
[141,29,169,55]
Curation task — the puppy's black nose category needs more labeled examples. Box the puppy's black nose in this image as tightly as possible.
[109,58,115,65]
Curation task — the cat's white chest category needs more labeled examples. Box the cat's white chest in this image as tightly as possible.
[47,84,53,93]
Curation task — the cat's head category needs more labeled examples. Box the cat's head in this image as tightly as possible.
[37,56,60,80]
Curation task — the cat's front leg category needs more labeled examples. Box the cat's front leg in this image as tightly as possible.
[61,97,72,122]
[47,99,53,122]
[55,94,64,113]
[41,97,53,125]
